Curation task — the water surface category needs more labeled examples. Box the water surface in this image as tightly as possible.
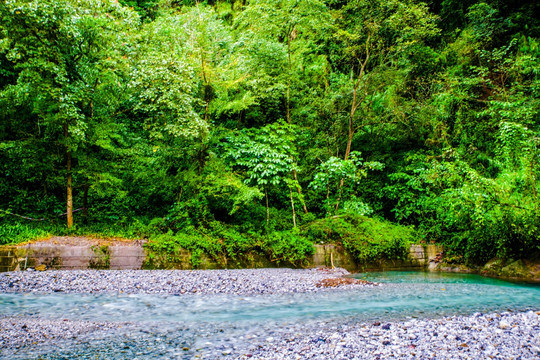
[2,271,537,323]
[2,271,539,359]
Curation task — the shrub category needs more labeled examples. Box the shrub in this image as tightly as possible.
[263,230,314,266]
[305,214,415,264]
[0,222,51,245]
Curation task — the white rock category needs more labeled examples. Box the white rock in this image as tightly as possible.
[499,320,510,329]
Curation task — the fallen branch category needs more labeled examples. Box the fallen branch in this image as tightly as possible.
[316,277,375,288]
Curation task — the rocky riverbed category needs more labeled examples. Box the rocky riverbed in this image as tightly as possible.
[0,267,368,295]
[0,317,120,351]
[224,310,540,360]
[0,268,538,359]
[2,310,538,359]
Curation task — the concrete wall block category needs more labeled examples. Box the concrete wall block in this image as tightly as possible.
[0,253,17,271]
[1,241,445,272]
[110,246,145,269]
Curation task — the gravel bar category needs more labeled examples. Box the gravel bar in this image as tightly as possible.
[0,268,365,295]
[0,317,120,351]
[225,310,540,360]
[1,311,538,359]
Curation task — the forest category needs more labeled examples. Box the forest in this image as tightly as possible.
[0,0,539,267]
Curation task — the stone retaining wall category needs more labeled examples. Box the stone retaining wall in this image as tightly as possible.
[313,243,443,271]
[0,240,442,272]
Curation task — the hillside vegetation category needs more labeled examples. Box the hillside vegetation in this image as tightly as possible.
[1,0,539,266]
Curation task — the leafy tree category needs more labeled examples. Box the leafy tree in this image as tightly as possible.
[309,151,383,215]
[129,12,207,140]
[329,0,439,161]
[235,0,331,124]
[0,0,139,227]
[180,5,233,124]
[224,121,299,225]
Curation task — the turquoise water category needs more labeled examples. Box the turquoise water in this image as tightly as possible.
[1,271,538,323]
[2,271,539,359]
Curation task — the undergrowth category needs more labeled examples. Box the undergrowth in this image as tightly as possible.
[144,224,315,268]
[0,218,158,245]
[0,215,414,267]
[304,214,415,264]
[0,223,51,245]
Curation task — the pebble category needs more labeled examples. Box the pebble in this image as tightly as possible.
[0,268,366,295]
[0,317,118,351]
[223,310,538,360]
[0,269,538,359]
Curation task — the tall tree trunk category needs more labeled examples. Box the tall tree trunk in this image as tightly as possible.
[344,34,370,161]
[344,113,354,161]
[285,26,308,214]
[289,187,296,228]
[197,133,209,175]
[334,94,355,213]
[200,44,211,124]
[530,150,538,211]
[64,124,73,229]
[204,101,209,123]
[344,70,360,161]
[335,37,371,212]
[291,170,308,214]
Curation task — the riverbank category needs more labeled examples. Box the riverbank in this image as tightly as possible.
[0,268,373,295]
[430,256,540,283]
[2,311,538,359]
[0,236,437,272]
[228,310,540,359]
[3,234,540,284]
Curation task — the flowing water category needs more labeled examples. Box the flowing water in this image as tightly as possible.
[2,271,539,359]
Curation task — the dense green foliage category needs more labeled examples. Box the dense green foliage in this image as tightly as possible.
[145,227,314,268]
[305,215,414,264]
[1,0,539,266]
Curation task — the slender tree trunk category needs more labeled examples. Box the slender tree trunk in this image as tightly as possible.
[344,115,354,161]
[335,76,360,212]
[66,160,73,228]
[289,187,296,228]
[198,138,205,175]
[344,34,370,161]
[335,63,360,213]
[202,63,209,124]
[64,124,73,229]
[285,26,307,214]
[286,84,290,124]
[335,38,371,212]
[237,109,243,128]
[334,188,342,213]
[325,169,331,215]
[291,170,308,214]
[344,75,359,161]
